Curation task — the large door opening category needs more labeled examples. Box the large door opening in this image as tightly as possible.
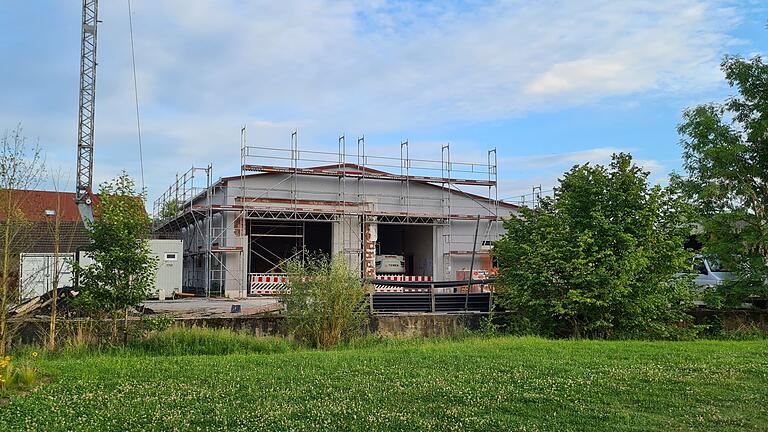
[248,220,332,273]
[376,224,433,277]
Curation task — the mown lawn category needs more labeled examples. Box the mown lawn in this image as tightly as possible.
[1,337,767,431]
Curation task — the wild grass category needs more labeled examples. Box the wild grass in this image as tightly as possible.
[0,353,40,397]
[14,327,296,359]
[130,327,294,356]
[1,336,766,431]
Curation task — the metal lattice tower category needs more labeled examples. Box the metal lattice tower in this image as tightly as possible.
[76,0,98,212]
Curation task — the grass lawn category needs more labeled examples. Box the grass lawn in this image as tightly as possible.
[1,336,766,431]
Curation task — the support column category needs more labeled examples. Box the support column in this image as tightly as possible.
[363,220,377,278]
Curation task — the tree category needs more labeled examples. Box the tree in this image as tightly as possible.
[672,55,768,304]
[158,198,180,220]
[44,171,79,351]
[494,153,693,338]
[280,254,369,348]
[0,124,45,355]
[72,173,156,342]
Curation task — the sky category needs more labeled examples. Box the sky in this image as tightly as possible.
[0,0,766,209]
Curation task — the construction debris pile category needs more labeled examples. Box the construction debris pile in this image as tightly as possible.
[8,288,80,319]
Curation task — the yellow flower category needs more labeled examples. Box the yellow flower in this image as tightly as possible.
[31,352,39,358]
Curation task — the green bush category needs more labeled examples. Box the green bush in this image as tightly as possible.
[280,254,370,348]
[130,327,294,356]
[494,153,695,339]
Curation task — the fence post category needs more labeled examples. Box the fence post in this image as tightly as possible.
[430,283,435,312]
[369,291,374,314]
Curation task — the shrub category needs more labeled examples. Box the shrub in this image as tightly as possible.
[494,153,695,339]
[280,254,370,348]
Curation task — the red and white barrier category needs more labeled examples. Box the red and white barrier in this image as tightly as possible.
[372,285,403,293]
[249,273,289,295]
[373,275,432,282]
[249,273,435,295]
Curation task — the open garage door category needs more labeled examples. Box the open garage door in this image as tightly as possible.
[248,220,332,273]
[376,224,433,277]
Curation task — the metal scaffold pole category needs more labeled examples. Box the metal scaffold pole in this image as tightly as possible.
[442,144,452,280]
[400,140,410,215]
[291,130,298,212]
[205,166,213,298]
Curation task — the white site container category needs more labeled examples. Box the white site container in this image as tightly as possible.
[19,253,76,300]
[76,239,183,300]
[148,239,183,299]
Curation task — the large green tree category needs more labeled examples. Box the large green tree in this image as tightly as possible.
[494,153,693,338]
[73,173,156,332]
[673,55,768,303]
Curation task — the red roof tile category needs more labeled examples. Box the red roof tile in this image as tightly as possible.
[3,190,83,222]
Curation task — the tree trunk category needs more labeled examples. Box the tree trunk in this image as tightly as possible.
[123,307,129,346]
[0,194,13,356]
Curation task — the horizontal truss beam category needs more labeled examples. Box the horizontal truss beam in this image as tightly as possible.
[241,164,496,187]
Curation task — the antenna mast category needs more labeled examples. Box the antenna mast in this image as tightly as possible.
[75,0,99,222]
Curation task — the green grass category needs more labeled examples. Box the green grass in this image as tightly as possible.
[1,336,766,431]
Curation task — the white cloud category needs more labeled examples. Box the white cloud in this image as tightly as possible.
[527,58,629,95]
[0,0,747,200]
[503,147,624,169]
[498,149,671,199]
[635,158,665,174]
[108,0,740,129]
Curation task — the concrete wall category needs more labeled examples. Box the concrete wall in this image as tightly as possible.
[18,308,768,345]
[15,313,485,344]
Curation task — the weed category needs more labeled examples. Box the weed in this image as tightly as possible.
[129,327,294,356]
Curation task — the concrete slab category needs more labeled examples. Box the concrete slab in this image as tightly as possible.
[142,297,281,316]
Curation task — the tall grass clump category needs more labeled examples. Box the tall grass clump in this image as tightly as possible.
[280,254,369,349]
[0,353,40,396]
[131,327,293,356]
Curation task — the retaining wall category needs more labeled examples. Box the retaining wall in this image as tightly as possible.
[13,308,768,346]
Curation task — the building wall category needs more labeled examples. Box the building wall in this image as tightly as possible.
[189,172,516,297]
[224,174,510,218]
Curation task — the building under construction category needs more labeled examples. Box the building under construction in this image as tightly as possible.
[152,132,517,298]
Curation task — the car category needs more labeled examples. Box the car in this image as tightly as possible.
[685,255,736,287]
[375,254,406,274]
[677,255,736,306]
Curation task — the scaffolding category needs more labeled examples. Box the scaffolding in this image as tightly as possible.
[152,130,504,297]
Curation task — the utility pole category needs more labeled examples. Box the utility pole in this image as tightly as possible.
[75,0,99,223]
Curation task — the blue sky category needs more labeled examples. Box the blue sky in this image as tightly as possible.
[1,1,766,206]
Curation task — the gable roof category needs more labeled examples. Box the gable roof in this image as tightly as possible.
[220,163,518,209]
[0,190,94,253]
